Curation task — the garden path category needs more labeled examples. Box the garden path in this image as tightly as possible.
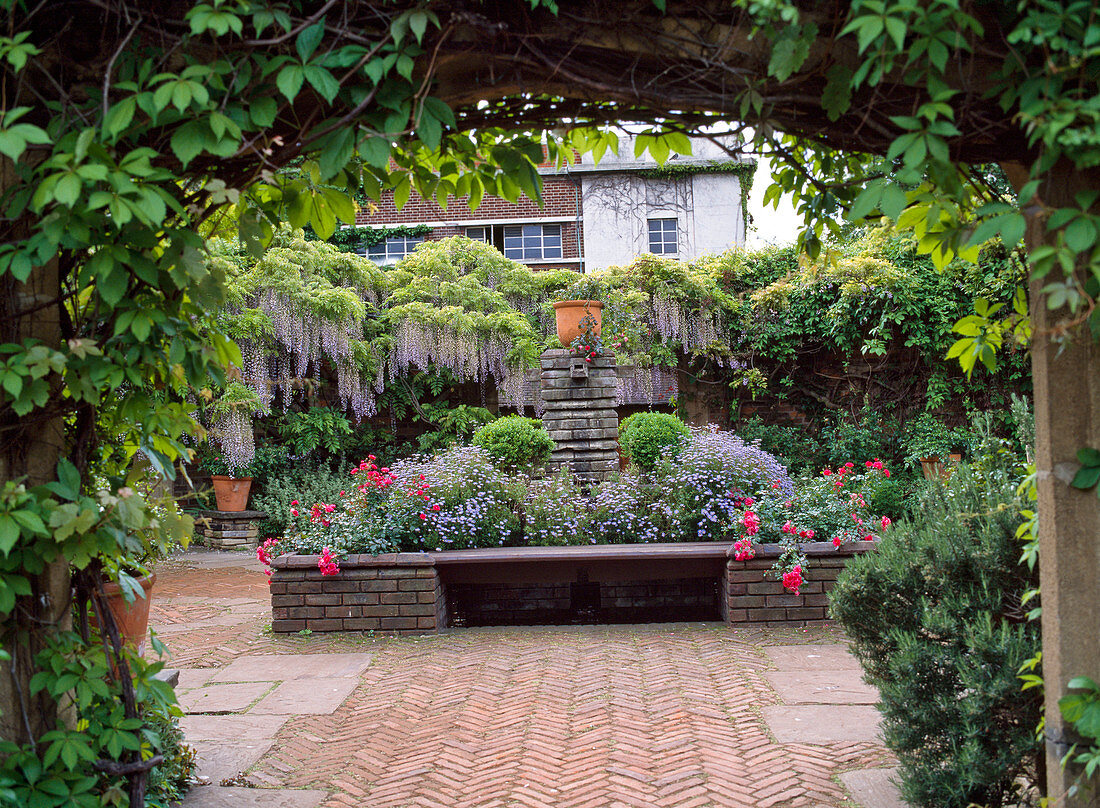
[157,550,903,808]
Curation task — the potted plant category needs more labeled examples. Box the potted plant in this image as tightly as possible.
[203,381,264,511]
[99,571,158,657]
[86,462,196,658]
[902,413,965,480]
[553,299,603,347]
[553,277,605,347]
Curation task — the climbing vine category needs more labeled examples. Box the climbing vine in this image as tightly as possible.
[304,224,434,255]
[213,224,1028,438]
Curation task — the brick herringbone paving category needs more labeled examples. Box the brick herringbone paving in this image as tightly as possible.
[156,555,894,807]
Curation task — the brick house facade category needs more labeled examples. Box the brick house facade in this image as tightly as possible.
[353,133,747,272]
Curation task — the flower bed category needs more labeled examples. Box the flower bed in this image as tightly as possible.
[269,540,876,633]
[260,424,896,632]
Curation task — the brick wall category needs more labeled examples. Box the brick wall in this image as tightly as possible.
[269,542,873,634]
[357,176,580,226]
[721,541,874,626]
[270,553,444,634]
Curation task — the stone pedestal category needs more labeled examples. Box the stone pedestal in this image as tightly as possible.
[540,349,619,484]
[195,510,268,549]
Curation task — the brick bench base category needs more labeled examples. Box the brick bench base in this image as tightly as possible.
[270,553,447,633]
[270,541,873,634]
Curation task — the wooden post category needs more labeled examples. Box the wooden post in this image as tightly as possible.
[1033,279,1100,806]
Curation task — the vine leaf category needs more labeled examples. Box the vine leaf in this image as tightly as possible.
[296,21,325,63]
[1071,447,1100,497]
[0,515,17,555]
[1061,676,1100,739]
[822,64,853,121]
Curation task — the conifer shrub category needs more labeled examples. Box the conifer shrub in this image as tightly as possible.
[619,412,690,471]
[828,463,1041,808]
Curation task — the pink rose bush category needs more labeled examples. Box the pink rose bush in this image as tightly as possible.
[725,459,894,592]
[255,456,397,578]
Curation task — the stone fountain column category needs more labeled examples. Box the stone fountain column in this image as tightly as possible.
[539,349,619,485]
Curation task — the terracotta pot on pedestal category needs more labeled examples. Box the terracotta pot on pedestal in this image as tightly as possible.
[211,475,253,511]
[553,300,603,347]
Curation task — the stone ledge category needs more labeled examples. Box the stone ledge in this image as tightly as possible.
[271,552,435,569]
[727,539,878,559]
[540,398,619,411]
[194,509,269,520]
[541,388,618,402]
[271,541,869,633]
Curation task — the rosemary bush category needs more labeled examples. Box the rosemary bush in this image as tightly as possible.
[829,460,1040,808]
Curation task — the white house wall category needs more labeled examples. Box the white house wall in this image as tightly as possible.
[580,174,645,270]
[690,173,745,255]
[581,171,744,270]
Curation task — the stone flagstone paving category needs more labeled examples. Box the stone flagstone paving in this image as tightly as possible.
[157,550,902,807]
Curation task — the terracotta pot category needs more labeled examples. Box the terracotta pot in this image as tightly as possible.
[552,300,603,347]
[99,574,156,657]
[211,475,253,511]
[918,456,941,480]
[919,455,961,482]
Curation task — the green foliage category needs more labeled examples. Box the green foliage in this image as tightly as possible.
[250,460,352,539]
[199,444,290,480]
[472,416,554,470]
[143,709,197,808]
[829,464,1040,808]
[734,226,1028,409]
[1059,675,1100,784]
[745,1,1100,366]
[619,412,690,471]
[305,224,432,255]
[0,628,187,807]
[1071,447,1100,501]
[280,407,353,458]
[901,412,967,465]
[868,479,907,520]
[213,224,1029,442]
[735,417,824,474]
[208,381,263,422]
[818,407,894,470]
[414,405,494,454]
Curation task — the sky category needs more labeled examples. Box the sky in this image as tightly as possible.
[744,156,803,249]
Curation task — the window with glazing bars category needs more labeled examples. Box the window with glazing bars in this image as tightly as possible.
[502,224,562,261]
[648,218,678,255]
[366,235,424,263]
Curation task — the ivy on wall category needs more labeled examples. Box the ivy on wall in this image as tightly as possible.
[633,160,757,231]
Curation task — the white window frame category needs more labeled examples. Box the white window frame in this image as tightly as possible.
[648,218,678,256]
[366,235,424,264]
[502,224,563,261]
[465,225,490,242]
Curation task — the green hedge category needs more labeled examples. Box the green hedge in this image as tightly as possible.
[472,415,555,469]
[619,412,690,471]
